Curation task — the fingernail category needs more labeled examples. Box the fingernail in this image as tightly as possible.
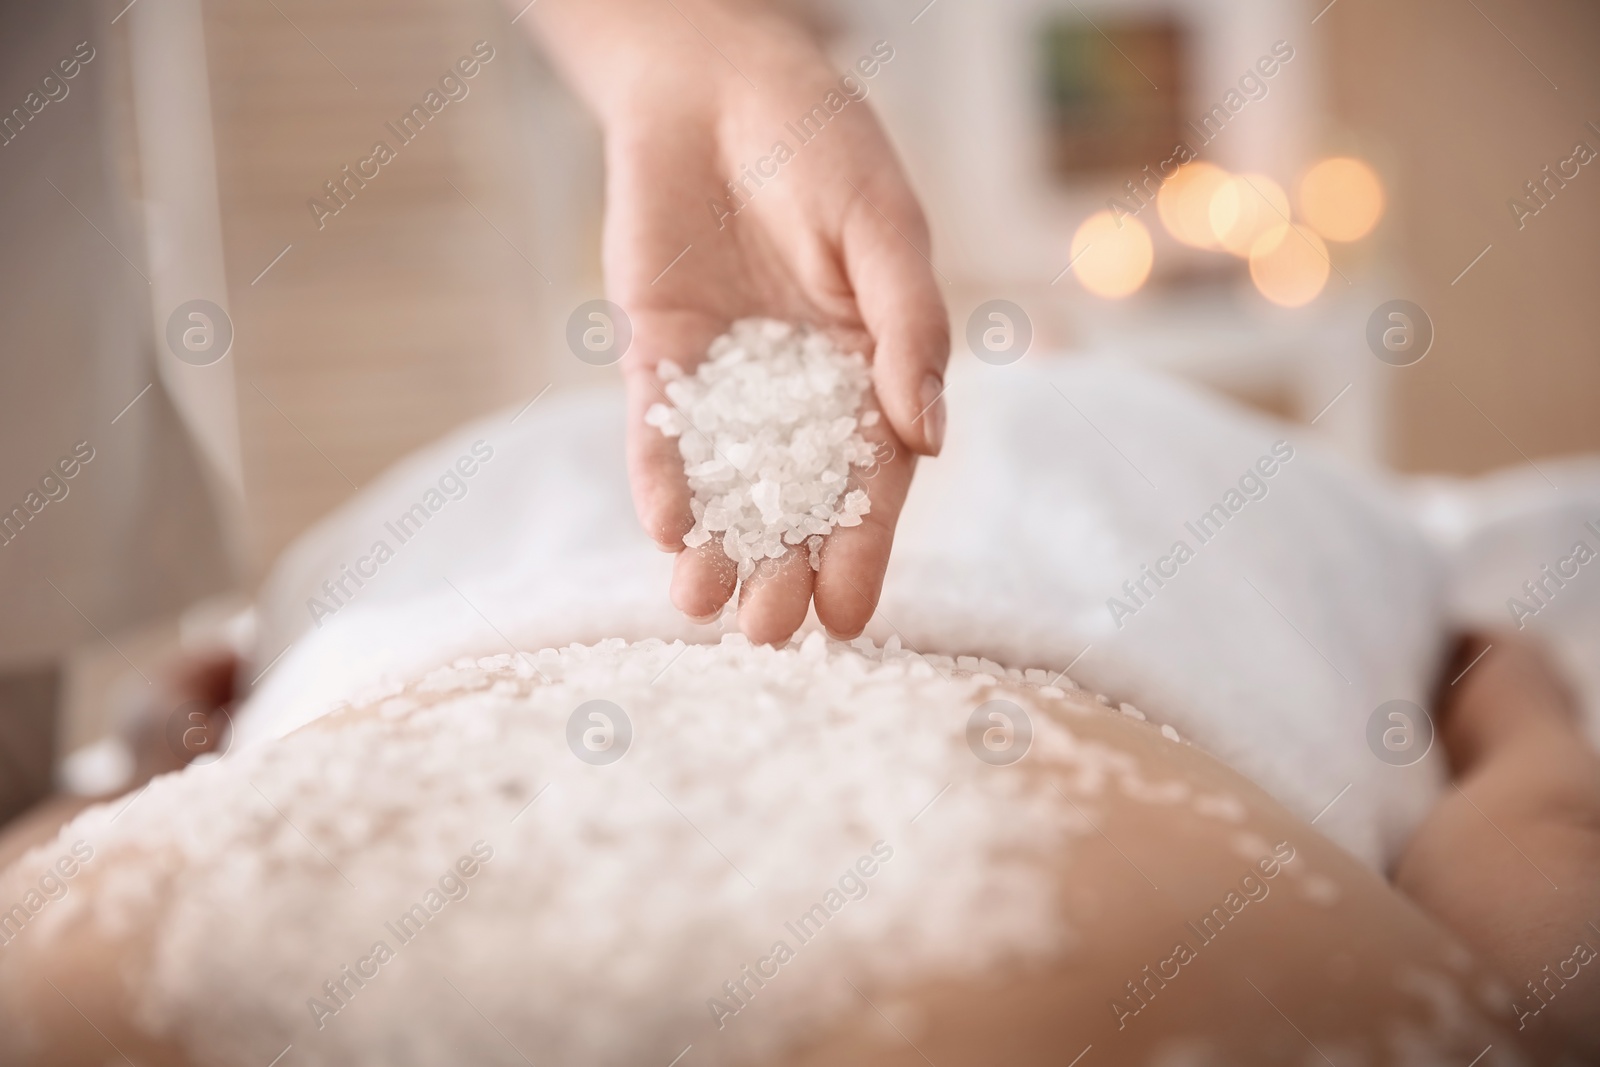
[920,374,946,454]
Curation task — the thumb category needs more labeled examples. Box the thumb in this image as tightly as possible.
[842,189,950,456]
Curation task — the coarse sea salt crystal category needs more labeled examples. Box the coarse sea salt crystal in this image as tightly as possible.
[645,318,879,578]
[49,636,1125,1067]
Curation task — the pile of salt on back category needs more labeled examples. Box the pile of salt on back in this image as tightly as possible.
[644,318,879,579]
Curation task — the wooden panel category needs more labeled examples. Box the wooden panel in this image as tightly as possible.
[203,0,610,578]
[1323,0,1600,474]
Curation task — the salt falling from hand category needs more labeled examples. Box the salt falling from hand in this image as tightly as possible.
[644,319,878,579]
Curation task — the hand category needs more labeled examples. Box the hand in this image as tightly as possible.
[123,647,239,783]
[525,0,948,646]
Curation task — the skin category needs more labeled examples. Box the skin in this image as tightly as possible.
[515,0,950,645]
[0,634,1591,1064]
[1396,635,1600,1055]
[767,712,1520,1067]
[0,649,236,876]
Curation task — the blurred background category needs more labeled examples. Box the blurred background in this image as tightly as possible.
[0,0,1596,823]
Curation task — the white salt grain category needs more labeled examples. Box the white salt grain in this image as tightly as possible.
[645,319,879,578]
[33,637,1124,1067]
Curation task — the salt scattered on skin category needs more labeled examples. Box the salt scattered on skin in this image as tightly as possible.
[17,637,1150,1067]
[1194,792,1248,823]
[0,631,1331,1067]
[1301,874,1342,906]
[644,319,879,579]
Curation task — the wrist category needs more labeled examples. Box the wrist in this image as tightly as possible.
[522,0,819,126]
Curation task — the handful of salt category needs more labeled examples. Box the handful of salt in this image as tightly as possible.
[644,318,879,579]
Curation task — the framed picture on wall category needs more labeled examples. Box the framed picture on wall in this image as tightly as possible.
[1038,14,1192,179]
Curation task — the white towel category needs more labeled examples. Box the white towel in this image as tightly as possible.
[243,357,1450,870]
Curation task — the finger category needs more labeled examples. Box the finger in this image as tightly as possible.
[841,191,951,457]
[812,434,917,639]
[621,310,724,550]
[672,542,737,621]
[737,547,815,646]
[624,370,694,549]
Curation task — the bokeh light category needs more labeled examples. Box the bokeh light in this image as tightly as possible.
[1156,162,1231,249]
[1072,210,1154,299]
[1208,174,1291,257]
[1299,157,1385,242]
[1249,224,1330,307]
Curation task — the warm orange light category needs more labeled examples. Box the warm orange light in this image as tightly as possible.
[1208,174,1291,257]
[1072,210,1154,299]
[1249,224,1330,307]
[1299,157,1385,242]
[1156,162,1231,249]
